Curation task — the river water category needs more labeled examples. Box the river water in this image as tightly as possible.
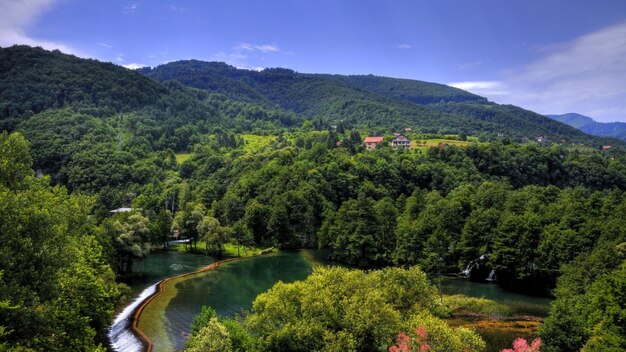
[110,250,551,352]
[108,251,216,352]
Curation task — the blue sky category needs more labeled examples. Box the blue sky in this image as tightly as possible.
[2,0,626,122]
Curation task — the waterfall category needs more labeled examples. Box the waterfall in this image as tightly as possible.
[486,269,496,282]
[460,262,474,276]
[460,257,481,277]
[108,282,158,352]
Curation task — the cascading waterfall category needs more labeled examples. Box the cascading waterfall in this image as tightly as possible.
[460,261,477,276]
[460,255,486,277]
[486,269,496,282]
[108,283,159,352]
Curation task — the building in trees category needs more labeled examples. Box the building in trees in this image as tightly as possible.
[392,135,411,149]
[364,136,384,150]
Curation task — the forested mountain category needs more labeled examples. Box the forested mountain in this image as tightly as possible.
[142,60,622,146]
[1,45,622,148]
[547,113,626,141]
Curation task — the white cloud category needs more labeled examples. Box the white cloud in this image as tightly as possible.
[451,22,626,122]
[0,0,82,55]
[211,42,289,69]
[98,42,112,48]
[235,42,282,53]
[122,3,138,14]
[459,60,484,70]
[450,81,500,91]
[449,80,510,97]
[396,44,412,49]
[254,44,280,53]
[210,51,265,71]
[122,63,146,70]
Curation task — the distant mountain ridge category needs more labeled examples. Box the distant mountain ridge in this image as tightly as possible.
[0,45,623,148]
[141,60,623,146]
[547,113,626,142]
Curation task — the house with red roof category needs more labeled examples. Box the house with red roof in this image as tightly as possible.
[364,136,384,150]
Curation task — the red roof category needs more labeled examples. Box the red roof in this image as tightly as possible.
[364,136,384,143]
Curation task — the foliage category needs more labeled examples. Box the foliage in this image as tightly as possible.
[185,266,484,351]
[539,243,626,351]
[185,318,233,352]
[244,266,480,351]
[3,45,626,351]
[190,306,217,336]
[104,212,151,274]
[0,132,119,351]
[186,308,257,352]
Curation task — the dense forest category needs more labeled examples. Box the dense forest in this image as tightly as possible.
[1,45,625,351]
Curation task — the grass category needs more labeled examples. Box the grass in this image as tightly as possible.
[411,138,473,148]
[240,134,276,153]
[174,152,192,164]
[443,293,543,352]
[447,316,541,352]
[168,240,271,258]
[443,294,514,317]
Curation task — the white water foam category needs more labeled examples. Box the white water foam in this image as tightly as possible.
[108,282,159,352]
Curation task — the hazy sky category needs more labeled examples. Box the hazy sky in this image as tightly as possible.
[2,0,626,122]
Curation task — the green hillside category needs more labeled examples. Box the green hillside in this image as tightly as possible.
[143,60,622,146]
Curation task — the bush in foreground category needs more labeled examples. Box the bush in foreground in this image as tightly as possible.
[186,266,485,352]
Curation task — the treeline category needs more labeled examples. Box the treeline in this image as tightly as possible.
[164,136,625,294]
[11,108,626,293]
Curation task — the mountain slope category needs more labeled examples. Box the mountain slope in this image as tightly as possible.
[0,46,622,148]
[0,46,167,123]
[547,113,626,141]
[143,60,622,146]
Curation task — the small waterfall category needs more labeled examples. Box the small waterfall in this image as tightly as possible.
[460,255,485,277]
[460,262,474,277]
[108,282,159,352]
[485,269,496,282]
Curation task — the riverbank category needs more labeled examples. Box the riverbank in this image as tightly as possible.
[441,281,550,352]
[447,314,542,352]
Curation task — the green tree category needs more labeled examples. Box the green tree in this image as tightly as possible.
[185,318,233,352]
[107,212,151,274]
[197,215,232,255]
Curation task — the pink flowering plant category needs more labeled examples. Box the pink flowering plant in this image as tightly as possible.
[501,337,541,352]
[389,326,431,352]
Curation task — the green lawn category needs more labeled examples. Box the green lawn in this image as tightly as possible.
[168,240,271,258]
